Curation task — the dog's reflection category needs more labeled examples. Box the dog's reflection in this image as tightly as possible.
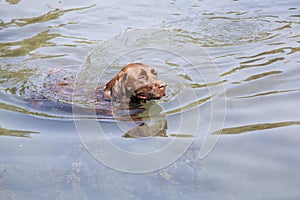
[122,101,167,138]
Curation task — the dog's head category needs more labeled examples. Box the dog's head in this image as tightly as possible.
[104,63,167,102]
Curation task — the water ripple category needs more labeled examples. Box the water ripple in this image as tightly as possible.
[235,88,300,99]
[214,121,300,135]
[0,4,95,29]
[0,126,39,138]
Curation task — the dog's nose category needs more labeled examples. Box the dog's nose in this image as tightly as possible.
[155,81,166,89]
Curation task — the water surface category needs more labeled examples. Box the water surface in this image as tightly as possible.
[1,0,300,199]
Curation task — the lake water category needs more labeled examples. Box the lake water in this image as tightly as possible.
[1,0,300,199]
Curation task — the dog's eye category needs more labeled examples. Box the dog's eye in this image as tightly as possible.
[138,76,145,80]
[151,69,157,75]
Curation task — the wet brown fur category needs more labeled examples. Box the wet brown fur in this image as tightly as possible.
[104,63,166,102]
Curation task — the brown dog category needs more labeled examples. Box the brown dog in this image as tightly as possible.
[30,63,166,106]
[104,63,167,102]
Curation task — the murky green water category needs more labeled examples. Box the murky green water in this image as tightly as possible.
[1,0,300,199]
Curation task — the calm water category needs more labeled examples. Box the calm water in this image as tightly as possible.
[1,0,300,199]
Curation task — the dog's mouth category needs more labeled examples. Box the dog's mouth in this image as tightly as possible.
[134,92,162,100]
[132,83,167,101]
[135,92,151,100]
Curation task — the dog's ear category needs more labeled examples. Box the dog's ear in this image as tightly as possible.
[103,63,145,101]
[104,71,127,101]
[103,87,112,100]
[104,78,115,100]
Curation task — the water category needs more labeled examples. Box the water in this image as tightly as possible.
[1,0,300,199]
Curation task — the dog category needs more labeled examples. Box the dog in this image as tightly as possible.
[104,63,167,103]
[27,63,168,137]
[30,63,166,107]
